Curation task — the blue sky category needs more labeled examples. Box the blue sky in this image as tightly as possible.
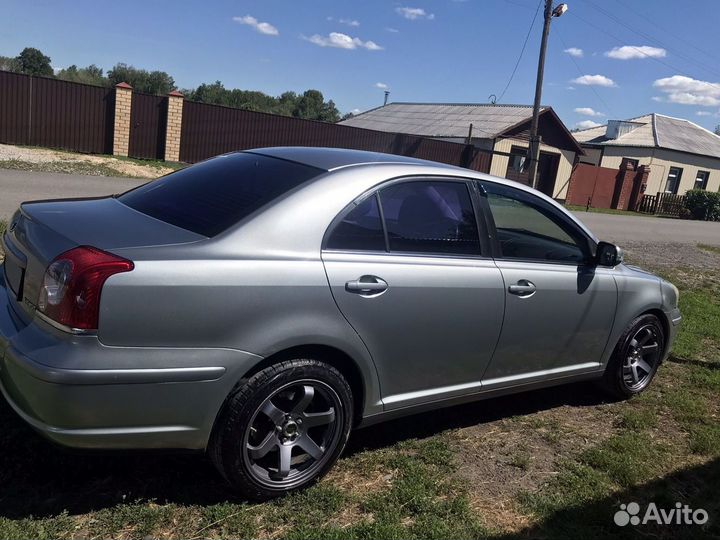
[3,0,720,131]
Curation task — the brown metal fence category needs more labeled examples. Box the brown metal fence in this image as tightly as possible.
[638,192,686,217]
[0,70,114,154]
[0,71,31,145]
[129,92,167,160]
[179,101,492,171]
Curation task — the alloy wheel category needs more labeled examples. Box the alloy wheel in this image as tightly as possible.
[242,379,343,489]
[622,324,662,391]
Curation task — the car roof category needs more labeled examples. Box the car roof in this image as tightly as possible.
[246,146,452,171]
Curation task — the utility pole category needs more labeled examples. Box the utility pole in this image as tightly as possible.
[527,1,567,190]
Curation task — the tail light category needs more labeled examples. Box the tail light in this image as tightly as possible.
[37,246,134,331]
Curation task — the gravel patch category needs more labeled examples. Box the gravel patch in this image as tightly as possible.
[0,143,177,179]
[621,241,720,272]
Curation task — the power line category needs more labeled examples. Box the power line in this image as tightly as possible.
[567,9,720,93]
[555,27,615,118]
[611,0,720,65]
[497,0,543,103]
[587,0,720,77]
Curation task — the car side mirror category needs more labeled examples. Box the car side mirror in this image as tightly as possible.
[596,241,623,267]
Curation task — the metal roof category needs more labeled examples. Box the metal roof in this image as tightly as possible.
[339,102,548,139]
[573,113,720,159]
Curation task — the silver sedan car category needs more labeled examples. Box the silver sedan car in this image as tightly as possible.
[0,147,681,498]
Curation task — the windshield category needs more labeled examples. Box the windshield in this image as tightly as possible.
[119,153,323,237]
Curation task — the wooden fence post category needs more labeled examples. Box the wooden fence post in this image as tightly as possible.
[112,82,132,157]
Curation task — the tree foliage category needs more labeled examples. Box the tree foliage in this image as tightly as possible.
[184,83,340,122]
[1,47,344,121]
[107,63,175,95]
[16,47,53,76]
[56,64,105,86]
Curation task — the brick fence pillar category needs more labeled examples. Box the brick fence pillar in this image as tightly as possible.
[113,82,132,157]
[614,162,636,210]
[164,90,184,162]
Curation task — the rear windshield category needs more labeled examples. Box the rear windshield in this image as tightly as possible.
[119,153,323,237]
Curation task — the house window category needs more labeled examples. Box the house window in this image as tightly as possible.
[509,148,527,173]
[694,170,710,190]
[664,167,683,194]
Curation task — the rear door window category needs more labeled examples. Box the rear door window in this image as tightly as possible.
[119,153,323,237]
[379,181,481,256]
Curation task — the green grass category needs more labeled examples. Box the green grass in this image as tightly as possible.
[698,243,720,255]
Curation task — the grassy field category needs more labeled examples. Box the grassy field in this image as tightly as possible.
[0,239,717,538]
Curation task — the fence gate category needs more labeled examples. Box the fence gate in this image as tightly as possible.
[128,93,167,160]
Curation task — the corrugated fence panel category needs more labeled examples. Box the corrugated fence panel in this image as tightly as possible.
[0,70,31,145]
[129,92,167,160]
[30,76,114,154]
[179,101,492,172]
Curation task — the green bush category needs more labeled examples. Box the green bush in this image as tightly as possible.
[683,189,720,221]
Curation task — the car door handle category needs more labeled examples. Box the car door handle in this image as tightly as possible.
[345,276,388,294]
[508,280,536,296]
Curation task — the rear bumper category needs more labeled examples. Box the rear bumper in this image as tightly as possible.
[0,267,261,450]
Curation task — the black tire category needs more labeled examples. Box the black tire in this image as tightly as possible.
[209,359,353,499]
[600,314,665,399]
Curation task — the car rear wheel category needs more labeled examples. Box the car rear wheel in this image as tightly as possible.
[209,359,353,499]
[600,314,665,399]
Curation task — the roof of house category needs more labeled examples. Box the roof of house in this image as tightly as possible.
[340,102,549,139]
[573,113,720,159]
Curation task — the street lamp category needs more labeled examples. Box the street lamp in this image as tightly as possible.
[527,1,568,190]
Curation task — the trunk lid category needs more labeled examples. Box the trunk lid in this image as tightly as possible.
[2,196,204,319]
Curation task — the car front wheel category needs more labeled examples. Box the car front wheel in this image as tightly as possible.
[209,359,353,499]
[601,314,665,399]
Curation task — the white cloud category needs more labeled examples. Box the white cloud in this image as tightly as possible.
[575,120,603,130]
[375,82,389,90]
[396,7,435,20]
[574,107,604,117]
[651,96,663,102]
[696,111,713,117]
[339,18,360,27]
[305,32,383,51]
[566,86,576,91]
[351,108,361,115]
[563,47,583,58]
[571,74,617,87]
[605,45,666,60]
[233,15,279,36]
[385,27,400,33]
[653,75,720,106]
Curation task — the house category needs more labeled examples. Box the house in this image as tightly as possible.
[340,102,584,200]
[573,114,720,195]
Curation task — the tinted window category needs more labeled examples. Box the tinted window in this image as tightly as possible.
[379,181,481,255]
[326,194,385,251]
[483,183,588,263]
[119,153,323,237]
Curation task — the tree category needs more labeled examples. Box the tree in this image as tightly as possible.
[0,55,19,72]
[15,47,53,76]
[715,124,720,136]
[56,64,106,86]
[107,63,175,95]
